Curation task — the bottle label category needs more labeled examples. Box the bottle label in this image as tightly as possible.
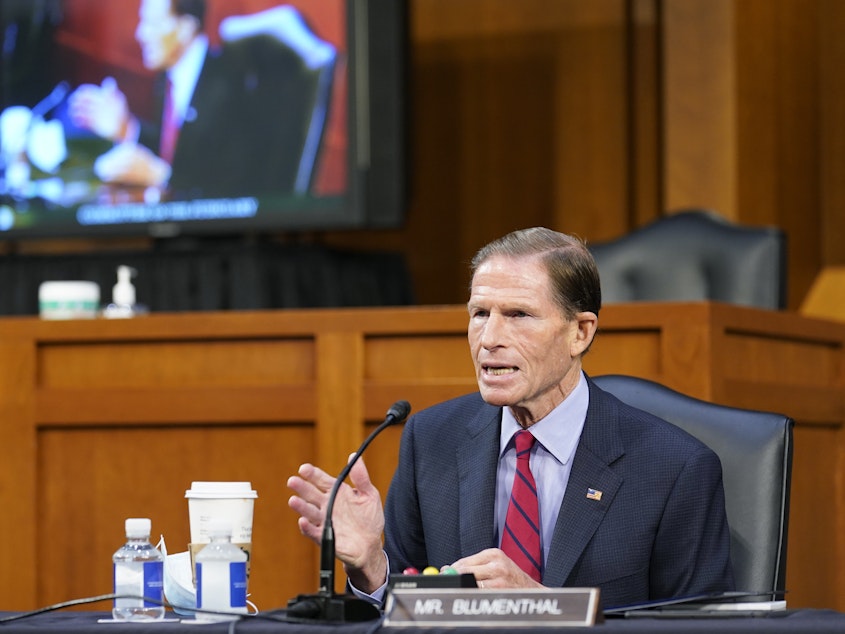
[197,561,248,612]
[229,561,247,608]
[113,561,163,608]
[143,561,164,607]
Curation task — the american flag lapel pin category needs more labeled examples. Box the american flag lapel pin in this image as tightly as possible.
[586,487,603,501]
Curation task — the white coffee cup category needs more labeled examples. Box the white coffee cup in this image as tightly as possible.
[185,481,257,584]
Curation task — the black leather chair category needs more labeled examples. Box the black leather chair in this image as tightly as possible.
[592,374,793,601]
[589,209,787,309]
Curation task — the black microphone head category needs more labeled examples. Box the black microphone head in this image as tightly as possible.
[386,400,411,423]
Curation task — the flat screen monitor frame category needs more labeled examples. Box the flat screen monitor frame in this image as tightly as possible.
[0,0,407,241]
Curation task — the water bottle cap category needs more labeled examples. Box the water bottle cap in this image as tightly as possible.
[125,517,152,538]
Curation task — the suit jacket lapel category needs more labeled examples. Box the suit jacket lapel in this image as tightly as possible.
[456,404,501,557]
[543,382,625,587]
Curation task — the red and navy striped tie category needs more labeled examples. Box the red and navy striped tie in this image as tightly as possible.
[501,429,542,582]
[160,78,178,164]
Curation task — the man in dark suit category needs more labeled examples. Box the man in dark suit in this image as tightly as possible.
[288,227,735,609]
[68,0,316,198]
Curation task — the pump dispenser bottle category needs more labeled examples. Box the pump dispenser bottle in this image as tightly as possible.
[103,265,146,318]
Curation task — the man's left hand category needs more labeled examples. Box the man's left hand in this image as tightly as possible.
[448,548,545,589]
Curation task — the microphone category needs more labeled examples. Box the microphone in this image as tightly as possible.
[286,400,411,622]
[31,81,70,119]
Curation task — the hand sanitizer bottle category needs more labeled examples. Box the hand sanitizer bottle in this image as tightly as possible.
[195,518,249,621]
[103,265,146,318]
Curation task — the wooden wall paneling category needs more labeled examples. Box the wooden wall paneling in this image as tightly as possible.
[735,0,821,310]
[315,331,365,595]
[551,2,631,241]
[399,40,468,305]
[734,1,779,226]
[759,0,819,226]
[0,340,38,609]
[787,424,842,610]
[587,302,714,393]
[661,0,736,217]
[818,0,845,267]
[315,332,364,472]
[37,423,316,611]
[628,0,663,226]
[453,34,558,258]
[362,328,478,539]
[35,338,315,425]
[27,322,324,610]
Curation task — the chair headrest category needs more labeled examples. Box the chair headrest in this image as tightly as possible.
[589,209,787,309]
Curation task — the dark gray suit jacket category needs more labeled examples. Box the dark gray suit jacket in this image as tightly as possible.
[383,376,735,609]
[141,41,314,199]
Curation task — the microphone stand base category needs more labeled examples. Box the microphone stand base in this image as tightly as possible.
[286,592,381,623]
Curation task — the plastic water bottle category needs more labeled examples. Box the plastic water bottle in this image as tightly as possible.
[195,518,248,621]
[112,517,165,621]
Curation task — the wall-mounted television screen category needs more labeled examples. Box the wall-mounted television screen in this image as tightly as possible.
[0,0,407,240]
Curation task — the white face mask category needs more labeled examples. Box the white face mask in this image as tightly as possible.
[159,537,197,616]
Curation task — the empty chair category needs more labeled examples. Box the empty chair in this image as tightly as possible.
[589,209,787,309]
[593,374,793,601]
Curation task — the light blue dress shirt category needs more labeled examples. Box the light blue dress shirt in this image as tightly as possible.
[496,371,588,569]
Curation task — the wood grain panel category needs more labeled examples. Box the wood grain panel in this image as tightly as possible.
[720,333,842,386]
[819,0,845,265]
[582,330,663,379]
[721,381,843,426]
[37,339,315,387]
[0,341,38,608]
[363,383,477,422]
[787,425,841,609]
[37,424,313,611]
[364,335,473,380]
[662,0,736,216]
[35,386,315,425]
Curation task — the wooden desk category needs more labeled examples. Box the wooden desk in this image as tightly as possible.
[0,303,842,611]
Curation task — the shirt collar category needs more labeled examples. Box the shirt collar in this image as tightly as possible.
[167,34,208,115]
[499,371,589,465]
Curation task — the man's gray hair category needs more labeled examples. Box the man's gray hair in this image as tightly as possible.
[470,227,601,318]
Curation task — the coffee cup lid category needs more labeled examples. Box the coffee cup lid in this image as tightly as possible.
[185,481,257,499]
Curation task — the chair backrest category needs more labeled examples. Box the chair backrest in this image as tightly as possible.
[589,209,787,309]
[592,374,793,600]
[219,6,337,194]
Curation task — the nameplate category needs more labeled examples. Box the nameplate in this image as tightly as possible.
[384,587,602,627]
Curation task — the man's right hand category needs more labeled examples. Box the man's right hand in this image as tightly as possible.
[93,142,171,187]
[287,456,387,594]
[69,77,131,142]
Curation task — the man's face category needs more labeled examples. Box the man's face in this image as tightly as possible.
[136,0,184,71]
[467,254,594,426]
